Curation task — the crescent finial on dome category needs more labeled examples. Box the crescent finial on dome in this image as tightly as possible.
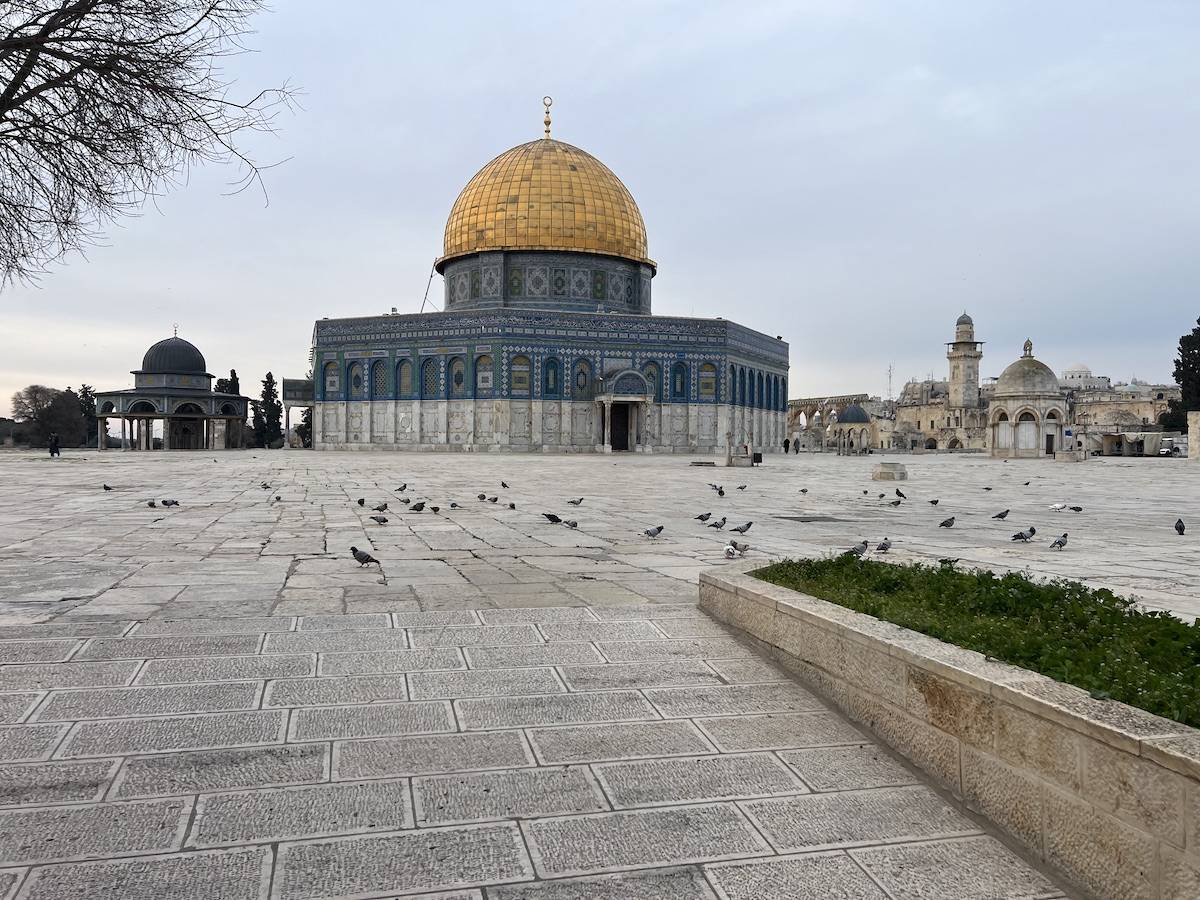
[1023,338,1033,357]
[543,96,552,139]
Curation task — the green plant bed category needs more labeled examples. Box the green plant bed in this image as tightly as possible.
[754,556,1200,728]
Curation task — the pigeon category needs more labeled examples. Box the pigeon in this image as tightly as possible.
[430,506,440,514]
[410,501,425,512]
[938,517,956,528]
[643,525,664,539]
[723,544,738,559]
[396,483,407,492]
[929,499,939,506]
[896,489,906,499]
[357,498,365,506]
[564,520,578,529]
[568,498,583,506]
[736,485,747,491]
[275,496,281,502]
[501,481,509,489]
[477,493,487,500]
[370,515,388,525]
[888,499,901,507]
[350,546,379,567]
[983,487,993,491]
[1068,506,1083,512]
[992,510,1010,520]
[708,483,721,491]
[508,503,516,510]
[542,513,562,524]
[938,558,961,566]
[487,496,498,503]
[799,488,808,494]
[726,540,749,556]
[400,498,411,505]
[1050,533,1068,550]
[844,540,868,557]
[878,493,885,499]
[731,521,753,535]
[450,502,461,509]
[102,484,113,492]
[717,487,725,497]
[1049,503,1067,511]
[147,500,157,508]
[1011,526,1036,542]
[162,499,179,507]
[695,512,712,522]
[707,516,727,530]
[1176,519,1186,535]
[372,502,388,512]
[862,490,869,495]
[1023,481,1031,486]
[876,538,892,552]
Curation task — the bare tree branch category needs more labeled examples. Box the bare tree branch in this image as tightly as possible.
[0,0,295,284]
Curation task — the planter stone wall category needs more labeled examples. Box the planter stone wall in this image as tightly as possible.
[699,565,1200,900]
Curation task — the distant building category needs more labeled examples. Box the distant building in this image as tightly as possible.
[894,313,988,450]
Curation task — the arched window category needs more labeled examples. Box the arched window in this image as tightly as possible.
[997,411,1008,422]
[781,378,787,410]
[397,360,413,397]
[671,362,688,400]
[729,365,736,404]
[756,372,765,409]
[371,360,388,399]
[323,362,339,401]
[748,370,756,408]
[475,355,493,397]
[511,355,531,396]
[448,357,466,399]
[642,363,659,401]
[698,363,717,399]
[1046,410,1058,420]
[349,363,365,400]
[572,359,592,398]
[421,359,439,399]
[738,369,746,406]
[1018,411,1036,422]
[543,358,560,397]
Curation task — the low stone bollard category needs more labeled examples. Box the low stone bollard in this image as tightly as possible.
[872,462,908,481]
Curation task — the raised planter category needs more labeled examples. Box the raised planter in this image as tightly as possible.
[699,563,1200,900]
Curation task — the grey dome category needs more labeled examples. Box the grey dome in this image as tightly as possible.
[956,312,973,326]
[995,356,1062,397]
[140,337,207,374]
[837,404,871,424]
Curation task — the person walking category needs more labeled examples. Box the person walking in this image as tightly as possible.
[783,437,791,454]
[47,432,61,458]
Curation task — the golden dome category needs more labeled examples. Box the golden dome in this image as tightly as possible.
[437,138,652,271]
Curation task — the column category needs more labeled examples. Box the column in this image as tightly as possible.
[97,418,105,452]
[162,419,171,451]
[284,407,291,447]
[603,399,612,451]
[530,400,543,449]
[121,417,127,451]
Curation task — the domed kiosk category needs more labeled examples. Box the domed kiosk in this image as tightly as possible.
[831,404,873,456]
[989,340,1067,458]
[310,100,789,453]
[94,336,249,450]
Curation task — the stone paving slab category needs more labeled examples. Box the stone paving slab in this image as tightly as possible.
[33,681,262,721]
[478,607,596,625]
[0,640,81,664]
[133,616,294,636]
[538,621,666,642]
[112,744,329,799]
[527,721,717,765]
[136,653,314,684]
[288,700,454,741]
[77,634,261,660]
[0,693,39,724]
[263,630,410,654]
[465,642,604,669]
[523,803,771,877]
[597,638,756,662]
[409,667,565,700]
[14,845,273,900]
[487,866,717,898]
[0,758,118,807]
[391,610,482,626]
[407,624,545,648]
[456,690,660,730]
[554,659,722,691]
[58,710,287,758]
[318,647,465,675]
[189,779,412,847]
[594,752,806,808]
[334,730,535,779]
[0,660,139,690]
[0,795,191,864]
[414,765,608,826]
[780,745,921,792]
[695,712,867,752]
[706,851,890,900]
[272,822,533,899]
[0,724,67,761]
[263,674,408,707]
[0,622,130,640]
[645,683,826,718]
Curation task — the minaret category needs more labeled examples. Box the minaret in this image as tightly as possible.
[947,312,983,409]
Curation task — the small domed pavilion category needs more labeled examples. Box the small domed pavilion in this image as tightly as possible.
[989,339,1067,458]
[94,336,249,450]
[831,403,873,455]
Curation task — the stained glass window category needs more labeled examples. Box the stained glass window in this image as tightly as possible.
[449,358,466,398]
[511,356,530,395]
[475,355,493,396]
[397,360,412,396]
[349,363,365,400]
[699,364,716,399]
[422,359,439,399]
[371,361,387,398]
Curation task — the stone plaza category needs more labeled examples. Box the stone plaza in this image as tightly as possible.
[0,449,1196,898]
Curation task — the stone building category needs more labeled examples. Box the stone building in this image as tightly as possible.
[894,313,988,450]
[988,340,1068,458]
[311,103,789,453]
[94,336,249,450]
[830,403,874,455]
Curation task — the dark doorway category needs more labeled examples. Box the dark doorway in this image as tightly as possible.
[610,403,630,450]
[1045,433,1055,455]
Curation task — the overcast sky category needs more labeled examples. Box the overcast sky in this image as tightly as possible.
[3,0,1198,416]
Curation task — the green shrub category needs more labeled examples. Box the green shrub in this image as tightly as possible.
[755,556,1200,727]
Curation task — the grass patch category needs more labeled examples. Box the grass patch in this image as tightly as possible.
[754,556,1200,727]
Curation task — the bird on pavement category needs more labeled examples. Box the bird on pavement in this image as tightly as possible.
[717,487,725,496]
[643,525,664,538]
[508,503,516,510]
[929,499,939,505]
[542,513,562,524]
[1011,526,1036,542]
[992,510,1010,520]
[1049,503,1067,511]
[876,538,892,552]
[939,516,956,528]
[102,484,113,492]
[350,546,379,567]
[372,502,388,512]
[162,499,179,507]
[1023,481,1031,486]
[1050,533,1068,550]
[731,522,753,534]
[888,499,901,507]
[396,483,407,492]
[400,498,410,505]
[726,540,749,556]
[501,481,509,489]
[878,493,885,499]
[695,512,712,521]
[275,496,281,502]
[983,487,993,491]
[430,506,440,514]
[568,498,583,506]
[410,501,425,512]
[737,485,747,491]
[707,483,721,492]
[477,493,487,500]
[370,515,388,525]
[844,540,868,557]
[896,488,906,499]
[1069,506,1083,512]
[450,502,460,509]
[564,520,578,529]
[147,500,156,508]
[487,496,498,503]
[707,516,727,530]
[863,490,869,495]
[357,498,365,506]
[799,488,809,494]
[1176,519,1186,535]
